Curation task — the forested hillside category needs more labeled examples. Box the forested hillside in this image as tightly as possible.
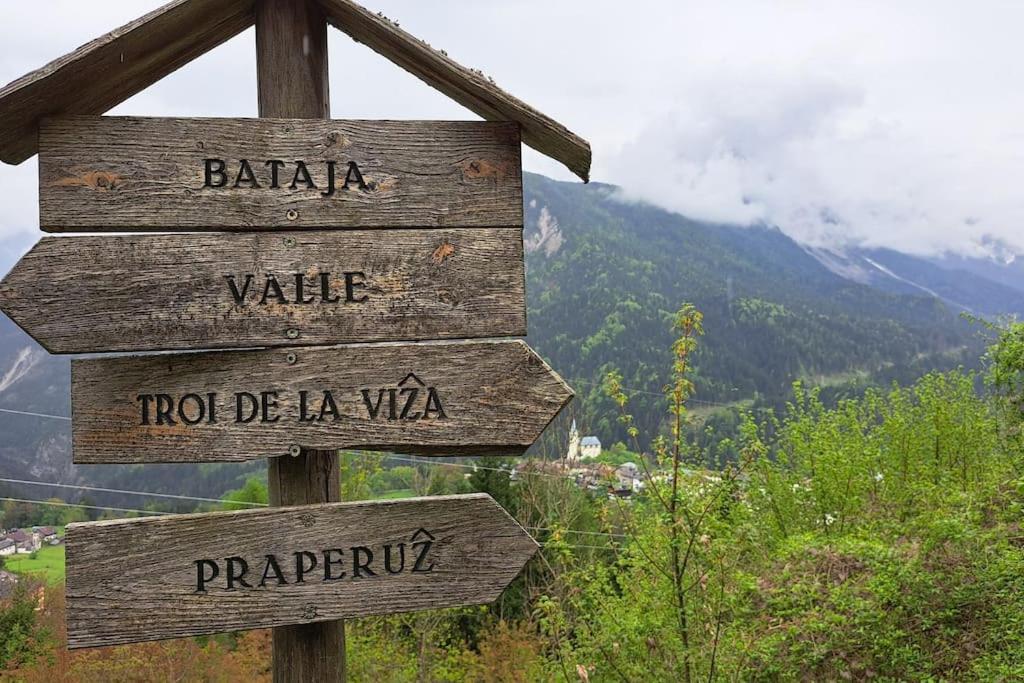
[523,173,996,446]
[4,312,1023,681]
[2,174,1023,681]
[0,173,1019,496]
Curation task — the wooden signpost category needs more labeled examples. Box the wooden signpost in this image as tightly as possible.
[65,493,538,648]
[0,0,590,679]
[39,117,523,231]
[0,229,526,353]
[72,340,572,462]
[256,4,346,676]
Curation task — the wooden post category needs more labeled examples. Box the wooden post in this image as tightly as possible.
[255,1,344,681]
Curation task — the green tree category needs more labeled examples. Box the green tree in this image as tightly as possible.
[985,319,1024,457]
[339,451,381,501]
[221,477,268,511]
[467,458,518,516]
[0,581,48,669]
[532,305,1021,681]
[1,500,33,529]
[59,506,89,525]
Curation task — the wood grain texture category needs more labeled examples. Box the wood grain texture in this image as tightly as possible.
[0,229,526,354]
[71,340,573,463]
[0,0,255,165]
[268,446,344,682]
[38,117,523,230]
[65,493,539,648]
[316,0,591,182]
[256,2,344,679]
[257,0,329,119]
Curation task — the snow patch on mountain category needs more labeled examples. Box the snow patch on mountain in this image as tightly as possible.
[802,246,873,283]
[860,257,972,312]
[0,346,43,393]
[525,206,564,256]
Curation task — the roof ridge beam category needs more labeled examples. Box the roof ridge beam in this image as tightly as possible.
[316,0,591,182]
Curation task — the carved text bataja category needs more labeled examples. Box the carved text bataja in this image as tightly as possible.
[204,159,368,197]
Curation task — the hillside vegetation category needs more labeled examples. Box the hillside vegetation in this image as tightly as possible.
[2,311,1022,681]
[523,174,985,448]
[0,174,1011,500]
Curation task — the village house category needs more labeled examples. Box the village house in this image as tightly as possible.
[511,459,568,481]
[33,527,58,544]
[5,529,40,554]
[565,420,605,464]
[580,436,602,460]
[0,539,15,557]
[614,462,644,495]
[507,426,648,499]
[572,463,614,491]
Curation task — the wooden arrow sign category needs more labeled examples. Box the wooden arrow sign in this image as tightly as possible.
[0,228,525,354]
[65,493,538,648]
[38,117,523,230]
[71,340,572,463]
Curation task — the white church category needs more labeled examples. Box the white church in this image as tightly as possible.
[566,420,602,463]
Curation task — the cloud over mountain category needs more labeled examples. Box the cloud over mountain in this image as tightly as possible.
[0,1,1021,259]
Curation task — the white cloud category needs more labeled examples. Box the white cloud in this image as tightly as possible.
[612,75,865,229]
[613,67,1024,257]
[603,1,1024,257]
[0,0,1021,259]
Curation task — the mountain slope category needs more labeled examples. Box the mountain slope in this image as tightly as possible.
[0,173,1014,498]
[522,174,988,443]
[805,246,1023,316]
[929,248,1024,297]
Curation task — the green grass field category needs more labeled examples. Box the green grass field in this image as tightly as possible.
[4,543,66,584]
[375,488,416,500]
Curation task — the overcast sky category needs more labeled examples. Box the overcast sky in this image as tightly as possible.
[1,0,1021,266]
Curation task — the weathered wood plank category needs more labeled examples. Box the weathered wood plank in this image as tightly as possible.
[0,0,591,181]
[71,340,573,463]
[38,117,523,230]
[256,1,342,678]
[0,229,526,354]
[65,493,539,648]
[316,0,591,182]
[0,0,255,165]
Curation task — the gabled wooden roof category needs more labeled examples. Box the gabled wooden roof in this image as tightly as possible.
[0,0,591,181]
[316,0,591,181]
[0,0,255,166]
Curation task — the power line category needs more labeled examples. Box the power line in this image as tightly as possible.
[0,477,266,508]
[0,407,70,421]
[1,467,631,529]
[526,526,627,540]
[0,375,744,423]
[541,543,616,552]
[358,452,577,481]
[1,485,631,544]
[0,496,164,516]
[0,409,577,482]
[0,414,647,539]
[570,378,741,408]
[1,496,621,551]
